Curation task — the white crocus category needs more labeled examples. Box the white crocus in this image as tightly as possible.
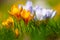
[25,1,34,14]
[34,6,43,20]
[34,6,56,20]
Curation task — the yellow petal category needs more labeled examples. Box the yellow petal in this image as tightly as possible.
[21,10,30,19]
[2,21,8,26]
[11,5,19,15]
[7,17,14,23]
[24,11,30,19]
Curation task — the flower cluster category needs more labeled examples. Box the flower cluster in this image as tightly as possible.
[1,1,56,38]
[1,1,56,29]
[8,3,34,24]
[24,1,56,20]
[9,1,56,22]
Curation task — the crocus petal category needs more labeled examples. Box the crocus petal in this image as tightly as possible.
[25,1,33,13]
[35,6,46,20]
[11,5,19,14]
[42,9,47,16]
[18,4,21,9]
[51,11,56,18]
[45,9,56,18]
[44,9,53,18]
[26,1,32,8]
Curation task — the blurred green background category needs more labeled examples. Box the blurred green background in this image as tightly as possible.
[0,0,60,40]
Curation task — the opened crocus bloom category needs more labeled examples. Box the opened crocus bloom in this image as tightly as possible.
[34,6,56,20]
[8,5,22,20]
[21,9,34,24]
[8,0,56,22]
[2,17,14,29]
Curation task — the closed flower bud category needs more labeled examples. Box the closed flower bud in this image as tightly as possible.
[15,28,19,38]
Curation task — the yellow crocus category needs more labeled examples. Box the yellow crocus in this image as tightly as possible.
[2,21,8,26]
[8,5,22,20]
[15,28,19,38]
[10,5,19,15]
[2,17,14,29]
[21,9,30,19]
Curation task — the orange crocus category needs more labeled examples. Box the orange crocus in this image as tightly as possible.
[21,9,34,24]
[8,5,22,20]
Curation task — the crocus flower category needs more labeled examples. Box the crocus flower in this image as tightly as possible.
[2,17,14,29]
[8,5,22,20]
[14,28,19,38]
[34,6,56,20]
[18,4,23,12]
[34,6,44,20]
[21,9,34,24]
